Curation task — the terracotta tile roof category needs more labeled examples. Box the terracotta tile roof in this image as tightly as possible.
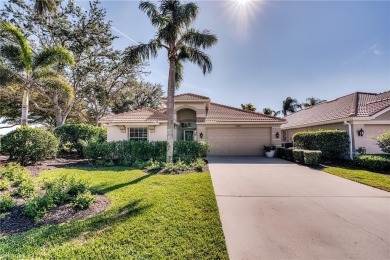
[283,91,390,128]
[100,108,166,123]
[162,93,211,101]
[100,94,285,124]
[205,103,285,123]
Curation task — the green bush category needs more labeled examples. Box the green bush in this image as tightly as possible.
[191,158,206,172]
[0,194,16,213]
[354,155,390,172]
[376,131,390,154]
[55,124,107,156]
[72,191,96,209]
[0,163,29,181]
[293,149,304,164]
[163,159,190,174]
[303,150,322,166]
[285,148,294,161]
[276,147,286,158]
[293,130,349,159]
[145,160,164,171]
[24,194,55,220]
[0,179,11,190]
[1,127,59,165]
[14,178,36,198]
[84,140,211,166]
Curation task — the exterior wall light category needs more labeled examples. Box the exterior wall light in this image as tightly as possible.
[357,128,364,137]
[275,132,280,138]
[200,132,203,139]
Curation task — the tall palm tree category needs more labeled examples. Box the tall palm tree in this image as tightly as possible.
[302,97,326,108]
[34,0,57,16]
[125,0,217,162]
[282,97,301,116]
[241,103,256,111]
[263,107,280,117]
[0,22,74,126]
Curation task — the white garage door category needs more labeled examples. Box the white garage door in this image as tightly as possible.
[206,127,271,155]
[364,125,390,154]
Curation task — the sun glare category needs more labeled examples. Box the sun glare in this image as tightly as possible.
[224,0,264,38]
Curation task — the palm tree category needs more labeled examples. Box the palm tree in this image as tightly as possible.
[125,0,217,162]
[0,22,74,126]
[263,107,280,117]
[241,103,256,111]
[302,97,326,108]
[282,97,301,116]
[34,0,57,16]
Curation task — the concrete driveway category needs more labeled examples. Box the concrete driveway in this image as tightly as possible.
[208,156,390,260]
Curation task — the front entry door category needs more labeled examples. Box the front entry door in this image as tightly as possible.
[184,130,194,141]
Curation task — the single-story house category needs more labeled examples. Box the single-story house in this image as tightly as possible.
[281,91,390,155]
[100,93,285,155]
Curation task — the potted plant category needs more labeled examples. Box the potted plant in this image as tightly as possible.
[264,145,276,158]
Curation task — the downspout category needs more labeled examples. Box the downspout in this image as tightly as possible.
[344,121,353,160]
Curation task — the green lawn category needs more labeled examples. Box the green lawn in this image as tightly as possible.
[323,167,390,192]
[0,168,228,259]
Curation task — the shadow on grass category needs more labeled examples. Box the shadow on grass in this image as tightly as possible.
[0,199,151,257]
[93,173,156,194]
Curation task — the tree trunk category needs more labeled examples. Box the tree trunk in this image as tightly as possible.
[21,89,29,126]
[53,94,63,127]
[166,58,176,162]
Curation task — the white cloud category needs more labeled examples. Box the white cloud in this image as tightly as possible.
[370,43,382,55]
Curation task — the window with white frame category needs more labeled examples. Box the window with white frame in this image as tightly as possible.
[129,128,148,141]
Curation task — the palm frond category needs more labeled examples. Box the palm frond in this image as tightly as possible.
[34,0,57,16]
[0,22,32,72]
[178,46,212,74]
[0,65,24,87]
[175,60,183,89]
[139,1,166,27]
[179,2,198,27]
[123,40,161,64]
[31,68,62,80]
[178,28,218,49]
[0,44,25,71]
[32,46,75,70]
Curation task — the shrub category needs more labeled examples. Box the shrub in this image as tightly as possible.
[145,160,164,171]
[293,149,305,164]
[24,194,55,220]
[354,155,390,172]
[1,127,59,165]
[376,131,390,154]
[293,130,349,159]
[0,194,16,213]
[84,140,211,166]
[44,175,90,203]
[285,148,294,161]
[0,163,29,182]
[14,178,36,198]
[0,179,11,190]
[163,159,190,174]
[191,158,206,172]
[55,124,107,156]
[276,147,286,158]
[72,191,96,209]
[303,150,322,166]
[264,145,276,152]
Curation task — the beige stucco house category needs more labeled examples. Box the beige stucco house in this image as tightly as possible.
[100,93,285,155]
[281,91,390,155]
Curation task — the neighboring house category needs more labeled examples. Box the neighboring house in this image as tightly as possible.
[100,93,285,155]
[281,91,390,155]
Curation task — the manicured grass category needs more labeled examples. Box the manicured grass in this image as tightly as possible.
[323,167,390,192]
[0,168,228,259]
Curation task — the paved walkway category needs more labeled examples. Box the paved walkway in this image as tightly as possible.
[208,156,390,260]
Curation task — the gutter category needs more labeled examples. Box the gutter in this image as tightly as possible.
[343,121,353,160]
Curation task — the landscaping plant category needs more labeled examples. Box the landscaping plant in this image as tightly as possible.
[1,127,59,165]
[354,155,390,172]
[303,150,322,166]
[292,149,305,164]
[0,194,16,213]
[376,131,390,154]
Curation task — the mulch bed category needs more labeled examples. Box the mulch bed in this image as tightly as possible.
[0,195,110,237]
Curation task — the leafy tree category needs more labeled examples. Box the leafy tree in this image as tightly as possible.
[241,103,256,111]
[263,107,280,117]
[0,22,74,126]
[376,131,390,154]
[1,0,145,126]
[302,97,325,108]
[282,97,301,116]
[125,0,217,162]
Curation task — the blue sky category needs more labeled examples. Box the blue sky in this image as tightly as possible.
[74,0,389,113]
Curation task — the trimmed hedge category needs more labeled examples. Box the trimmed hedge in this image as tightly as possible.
[276,147,294,161]
[303,150,322,166]
[1,127,59,165]
[354,154,390,172]
[55,124,107,155]
[293,149,304,164]
[83,140,211,166]
[293,130,349,159]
